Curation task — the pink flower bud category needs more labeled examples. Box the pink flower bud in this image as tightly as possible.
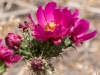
[0,39,21,66]
[31,59,43,70]
[5,33,22,49]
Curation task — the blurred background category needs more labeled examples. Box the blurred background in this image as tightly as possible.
[0,0,100,75]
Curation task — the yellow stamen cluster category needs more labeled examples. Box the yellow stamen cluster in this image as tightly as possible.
[44,22,56,32]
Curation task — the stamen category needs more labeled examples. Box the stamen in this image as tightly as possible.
[44,22,56,32]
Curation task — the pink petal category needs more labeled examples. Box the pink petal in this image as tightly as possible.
[59,26,71,37]
[24,21,28,26]
[53,25,66,38]
[28,14,36,26]
[73,36,81,46]
[53,38,62,45]
[36,6,47,27]
[32,25,47,40]
[32,31,44,40]
[45,25,63,38]
[78,30,97,41]
[3,51,13,57]
[70,18,78,27]
[10,55,21,62]
[53,9,62,24]
[19,23,27,29]
[45,31,56,39]
[0,39,2,44]
[73,19,89,36]
[73,9,79,18]
[0,47,13,57]
[45,2,56,23]
[4,55,21,66]
[61,7,72,28]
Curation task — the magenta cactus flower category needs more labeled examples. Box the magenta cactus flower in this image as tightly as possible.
[0,39,21,66]
[28,2,78,44]
[71,19,97,45]
[31,59,43,70]
[5,33,22,49]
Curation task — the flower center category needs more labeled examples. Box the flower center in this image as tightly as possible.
[44,22,56,32]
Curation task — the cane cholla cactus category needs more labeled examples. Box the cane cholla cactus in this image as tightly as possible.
[1,1,97,75]
[16,2,97,75]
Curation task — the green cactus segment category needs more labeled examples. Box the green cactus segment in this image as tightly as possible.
[0,60,6,74]
[64,37,72,47]
[16,29,73,59]
[14,29,73,75]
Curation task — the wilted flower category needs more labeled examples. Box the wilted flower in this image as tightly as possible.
[0,39,21,66]
[19,21,34,31]
[5,33,22,49]
[31,59,43,70]
[71,19,97,45]
[28,2,78,44]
